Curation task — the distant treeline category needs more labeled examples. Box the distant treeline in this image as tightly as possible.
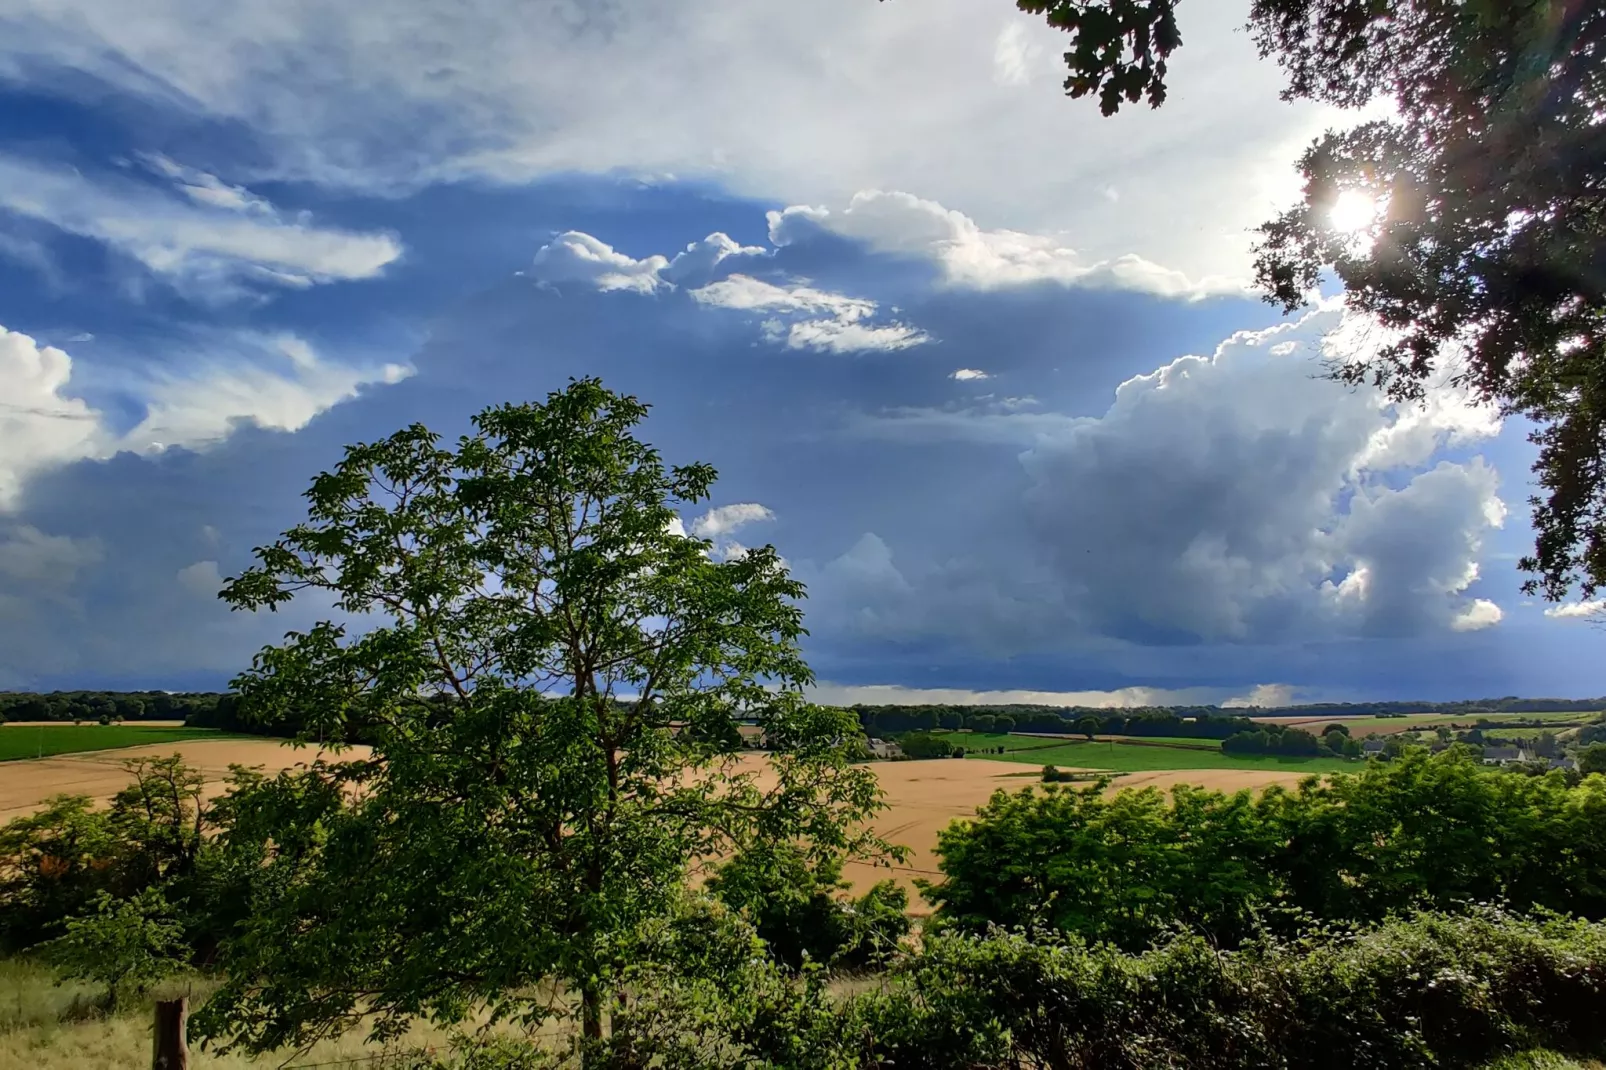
[0,690,235,725]
[855,705,1264,740]
[0,690,305,738]
[6,691,1603,735]
[854,698,1606,738]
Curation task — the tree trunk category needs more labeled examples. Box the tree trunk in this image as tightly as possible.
[152,997,188,1070]
[582,984,604,1041]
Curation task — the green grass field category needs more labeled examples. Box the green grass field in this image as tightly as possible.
[0,724,226,761]
[944,733,1356,775]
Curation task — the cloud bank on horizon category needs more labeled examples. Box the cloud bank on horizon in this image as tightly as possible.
[0,0,1599,702]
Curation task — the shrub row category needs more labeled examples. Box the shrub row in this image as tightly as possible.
[926,749,1606,951]
[403,907,1606,1070]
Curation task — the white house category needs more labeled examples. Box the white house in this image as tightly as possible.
[865,738,903,760]
[1481,745,1532,766]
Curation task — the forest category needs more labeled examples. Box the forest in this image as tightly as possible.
[0,690,236,725]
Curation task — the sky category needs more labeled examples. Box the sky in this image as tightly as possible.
[0,0,1601,706]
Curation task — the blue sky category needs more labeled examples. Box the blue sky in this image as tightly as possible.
[0,0,1601,704]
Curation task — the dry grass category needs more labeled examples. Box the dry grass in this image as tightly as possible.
[0,957,564,1069]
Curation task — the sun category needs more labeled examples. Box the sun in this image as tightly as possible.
[1328,189,1380,234]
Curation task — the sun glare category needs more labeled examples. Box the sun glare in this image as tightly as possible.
[1328,189,1379,234]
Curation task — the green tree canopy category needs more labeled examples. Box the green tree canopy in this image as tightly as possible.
[192,379,888,1055]
[1000,0,1605,603]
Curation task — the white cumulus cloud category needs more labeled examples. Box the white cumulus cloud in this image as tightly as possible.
[1451,599,1503,631]
[529,232,671,294]
[674,502,780,563]
[176,559,223,598]
[768,190,1246,299]
[1016,309,1507,640]
[528,227,930,354]
[1545,600,1605,621]
[689,503,776,540]
[530,230,765,294]
[693,274,929,354]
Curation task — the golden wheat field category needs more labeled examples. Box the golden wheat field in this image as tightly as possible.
[3,742,1315,910]
[0,739,364,823]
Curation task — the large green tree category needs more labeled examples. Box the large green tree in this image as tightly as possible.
[192,379,887,1055]
[998,0,1605,603]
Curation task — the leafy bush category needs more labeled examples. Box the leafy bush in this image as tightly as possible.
[707,843,909,971]
[897,733,957,759]
[924,777,1279,950]
[410,908,1606,1070]
[0,756,238,954]
[854,907,1606,1070]
[1039,765,1101,784]
[925,749,1606,949]
[40,887,187,1010]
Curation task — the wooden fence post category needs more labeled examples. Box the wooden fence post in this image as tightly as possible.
[153,997,189,1070]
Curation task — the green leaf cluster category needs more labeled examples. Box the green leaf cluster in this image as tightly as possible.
[707,842,910,971]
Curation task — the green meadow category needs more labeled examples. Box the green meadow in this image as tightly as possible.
[942,732,1357,775]
[0,724,226,762]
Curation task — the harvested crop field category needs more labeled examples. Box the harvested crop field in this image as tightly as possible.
[3,745,1321,912]
[0,738,362,821]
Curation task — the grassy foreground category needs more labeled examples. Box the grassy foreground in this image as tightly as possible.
[0,725,232,762]
[2,948,1599,1070]
[0,957,547,1069]
[943,731,1356,775]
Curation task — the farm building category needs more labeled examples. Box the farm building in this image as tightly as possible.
[865,738,903,760]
